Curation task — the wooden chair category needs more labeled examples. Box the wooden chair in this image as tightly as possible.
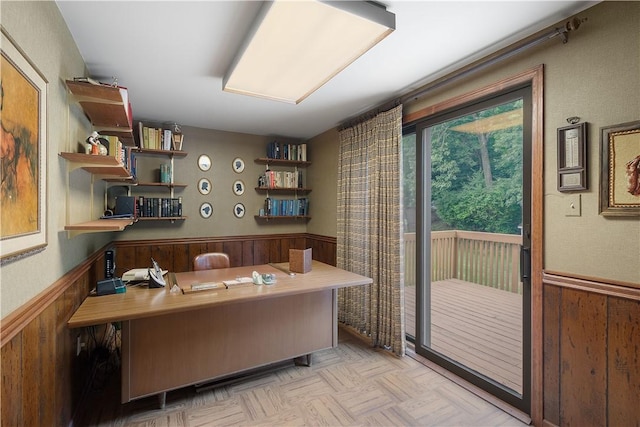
[192,252,231,271]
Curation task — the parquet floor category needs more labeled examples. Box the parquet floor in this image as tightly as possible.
[75,328,527,427]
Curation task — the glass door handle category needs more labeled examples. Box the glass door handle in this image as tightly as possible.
[520,246,530,281]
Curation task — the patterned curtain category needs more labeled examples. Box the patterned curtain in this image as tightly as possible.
[336,104,405,357]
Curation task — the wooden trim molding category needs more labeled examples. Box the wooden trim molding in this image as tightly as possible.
[0,242,111,347]
[543,271,640,300]
[403,65,544,125]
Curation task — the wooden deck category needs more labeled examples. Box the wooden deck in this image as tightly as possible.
[404,278,523,394]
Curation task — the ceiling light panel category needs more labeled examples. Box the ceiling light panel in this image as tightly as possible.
[223,0,395,104]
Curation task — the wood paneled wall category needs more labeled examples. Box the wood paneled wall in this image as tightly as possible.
[112,233,337,275]
[0,233,336,427]
[542,272,640,427]
[1,247,107,427]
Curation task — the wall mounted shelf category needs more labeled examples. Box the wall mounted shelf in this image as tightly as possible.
[60,152,135,237]
[66,80,134,145]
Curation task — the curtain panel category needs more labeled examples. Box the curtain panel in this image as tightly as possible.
[336,104,405,356]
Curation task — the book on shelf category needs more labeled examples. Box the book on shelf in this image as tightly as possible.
[262,170,303,189]
[137,122,174,150]
[266,141,308,161]
[136,196,182,218]
[263,197,309,216]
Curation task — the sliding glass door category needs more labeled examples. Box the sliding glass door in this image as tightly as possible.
[404,86,531,412]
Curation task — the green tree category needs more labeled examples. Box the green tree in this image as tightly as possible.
[429,100,523,234]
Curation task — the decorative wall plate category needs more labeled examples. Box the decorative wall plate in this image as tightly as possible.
[232,157,245,173]
[198,178,212,195]
[198,154,211,171]
[233,180,245,196]
[233,203,246,218]
[199,202,213,219]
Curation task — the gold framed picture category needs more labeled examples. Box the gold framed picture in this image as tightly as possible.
[1,29,48,263]
[599,120,640,216]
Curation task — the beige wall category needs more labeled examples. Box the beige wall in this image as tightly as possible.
[1,1,112,318]
[112,126,307,241]
[306,128,339,237]
[309,1,640,284]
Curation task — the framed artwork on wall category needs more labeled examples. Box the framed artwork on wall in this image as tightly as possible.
[557,122,587,192]
[198,154,211,171]
[599,120,640,216]
[232,157,245,173]
[199,202,213,219]
[233,203,245,218]
[198,178,211,195]
[233,180,245,196]
[1,29,48,263]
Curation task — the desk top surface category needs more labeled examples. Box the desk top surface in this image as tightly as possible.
[68,261,371,328]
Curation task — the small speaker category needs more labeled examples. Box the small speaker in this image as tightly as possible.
[105,249,115,279]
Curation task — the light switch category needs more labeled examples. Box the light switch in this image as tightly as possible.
[565,194,581,217]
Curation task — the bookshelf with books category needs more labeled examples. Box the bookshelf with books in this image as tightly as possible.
[110,148,188,222]
[136,121,184,151]
[254,141,311,221]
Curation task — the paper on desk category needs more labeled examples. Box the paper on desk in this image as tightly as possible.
[223,277,253,286]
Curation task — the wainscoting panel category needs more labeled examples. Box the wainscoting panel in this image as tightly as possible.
[112,234,335,275]
[542,272,640,427]
[0,234,336,427]
[1,248,107,427]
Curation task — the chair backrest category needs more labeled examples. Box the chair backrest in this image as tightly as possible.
[192,252,231,271]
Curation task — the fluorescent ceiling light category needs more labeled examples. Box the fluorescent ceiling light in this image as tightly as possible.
[223,0,395,104]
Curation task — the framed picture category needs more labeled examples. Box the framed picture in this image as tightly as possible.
[232,157,245,173]
[1,29,48,263]
[198,154,211,171]
[557,122,587,192]
[599,120,640,216]
[233,179,245,196]
[198,178,211,195]
[199,202,213,219]
[233,203,246,218]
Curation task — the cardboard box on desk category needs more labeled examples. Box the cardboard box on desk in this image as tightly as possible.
[289,248,312,273]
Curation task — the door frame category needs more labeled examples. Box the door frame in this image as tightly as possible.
[403,65,544,424]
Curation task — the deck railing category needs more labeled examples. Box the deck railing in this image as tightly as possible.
[404,231,523,293]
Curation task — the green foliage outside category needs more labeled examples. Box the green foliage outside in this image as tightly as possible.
[403,100,523,235]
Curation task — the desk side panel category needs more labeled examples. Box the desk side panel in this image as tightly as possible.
[124,290,334,400]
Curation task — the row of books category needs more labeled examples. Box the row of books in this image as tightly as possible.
[262,197,309,217]
[266,141,308,161]
[260,170,303,189]
[136,196,183,218]
[103,135,125,165]
[137,123,174,151]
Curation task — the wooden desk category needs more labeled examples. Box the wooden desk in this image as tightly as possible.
[68,261,371,405]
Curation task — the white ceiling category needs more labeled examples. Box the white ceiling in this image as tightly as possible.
[55,1,597,140]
